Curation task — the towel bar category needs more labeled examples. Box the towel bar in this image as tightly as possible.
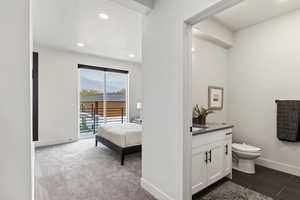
[275,100,300,103]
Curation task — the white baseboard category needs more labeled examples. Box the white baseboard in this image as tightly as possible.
[256,157,300,177]
[34,138,78,148]
[141,178,175,200]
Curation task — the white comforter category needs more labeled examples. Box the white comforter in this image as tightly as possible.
[98,123,142,147]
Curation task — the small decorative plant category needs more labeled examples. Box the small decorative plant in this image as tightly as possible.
[193,104,214,125]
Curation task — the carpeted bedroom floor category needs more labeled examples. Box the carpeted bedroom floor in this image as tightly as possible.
[35,138,155,200]
[35,138,273,200]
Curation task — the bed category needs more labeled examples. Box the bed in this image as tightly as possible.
[95,123,142,165]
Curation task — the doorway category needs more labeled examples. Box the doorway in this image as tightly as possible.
[78,65,129,138]
[183,0,244,199]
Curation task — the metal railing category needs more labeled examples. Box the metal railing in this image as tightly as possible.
[80,105,126,136]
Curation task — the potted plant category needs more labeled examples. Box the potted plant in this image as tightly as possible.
[193,104,214,125]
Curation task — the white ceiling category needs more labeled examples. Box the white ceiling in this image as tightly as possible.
[214,0,300,31]
[33,0,143,63]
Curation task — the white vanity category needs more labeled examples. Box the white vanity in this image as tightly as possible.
[192,124,233,194]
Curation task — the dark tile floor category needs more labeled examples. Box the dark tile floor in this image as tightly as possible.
[193,165,300,200]
[231,165,300,200]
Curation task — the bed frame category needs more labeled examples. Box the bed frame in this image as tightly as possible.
[95,135,142,165]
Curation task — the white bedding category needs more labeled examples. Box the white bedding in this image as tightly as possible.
[98,123,142,148]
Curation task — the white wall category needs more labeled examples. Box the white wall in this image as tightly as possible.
[114,0,154,14]
[192,36,229,123]
[193,18,234,47]
[142,0,226,200]
[0,0,32,199]
[228,9,300,176]
[34,45,142,147]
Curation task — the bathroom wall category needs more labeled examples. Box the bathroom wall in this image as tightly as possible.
[228,9,300,176]
[192,36,229,123]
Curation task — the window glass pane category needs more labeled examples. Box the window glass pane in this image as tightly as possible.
[106,72,128,123]
[79,69,104,137]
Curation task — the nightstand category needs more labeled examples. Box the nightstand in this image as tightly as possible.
[131,118,142,124]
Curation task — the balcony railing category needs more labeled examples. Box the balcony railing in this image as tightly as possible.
[80,105,126,137]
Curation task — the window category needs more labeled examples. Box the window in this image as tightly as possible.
[79,65,128,138]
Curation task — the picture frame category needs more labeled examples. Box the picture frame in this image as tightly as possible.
[208,86,224,110]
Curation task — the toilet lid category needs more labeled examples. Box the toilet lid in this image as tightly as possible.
[232,143,261,153]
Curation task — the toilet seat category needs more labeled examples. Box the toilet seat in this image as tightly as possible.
[232,143,261,153]
[232,143,262,174]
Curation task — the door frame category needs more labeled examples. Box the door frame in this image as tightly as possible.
[182,0,244,199]
[32,52,39,142]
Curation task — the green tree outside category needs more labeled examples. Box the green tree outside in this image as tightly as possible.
[80,88,126,96]
[80,90,103,96]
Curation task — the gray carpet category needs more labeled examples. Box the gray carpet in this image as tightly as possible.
[196,181,273,200]
[35,138,155,200]
[36,138,272,200]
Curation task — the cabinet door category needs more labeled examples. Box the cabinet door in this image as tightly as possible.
[207,141,224,185]
[223,136,232,176]
[192,145,208,194]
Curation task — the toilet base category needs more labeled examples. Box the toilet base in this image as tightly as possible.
[233,159,256,174]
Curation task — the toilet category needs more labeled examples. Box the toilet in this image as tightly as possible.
[232,143,262,174]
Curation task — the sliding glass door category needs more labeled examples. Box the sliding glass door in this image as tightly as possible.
[106,71,128,123]
[79,65,128,138]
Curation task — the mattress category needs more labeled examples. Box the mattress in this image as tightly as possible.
[98,123,142,148]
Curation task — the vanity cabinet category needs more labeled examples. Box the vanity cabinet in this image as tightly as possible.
[223,136,232,176]
[192,145,208,193]
[192,128,232,195]
[206,141,224,185]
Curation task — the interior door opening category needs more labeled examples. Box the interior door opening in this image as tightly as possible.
[183,0,244,199]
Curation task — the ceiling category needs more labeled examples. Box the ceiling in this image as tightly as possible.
[33,0,143,63]
[214,0,300,31]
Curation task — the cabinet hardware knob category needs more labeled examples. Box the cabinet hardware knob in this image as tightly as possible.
[205,151,208,163]
[209,150,212,162]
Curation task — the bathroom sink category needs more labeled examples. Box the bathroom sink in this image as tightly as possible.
[192,127,203,132]
[193,124,209,129]
[192,126,209,132]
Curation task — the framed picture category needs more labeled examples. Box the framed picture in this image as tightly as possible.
[208,86,224,110]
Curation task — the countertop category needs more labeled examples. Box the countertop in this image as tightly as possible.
[192,123,234,136]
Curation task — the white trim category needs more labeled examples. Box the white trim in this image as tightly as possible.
[256,157,300,177]
[185,0,244,25]
[141,178,175,200]
[181,22,193,200]
[34,138,78,148]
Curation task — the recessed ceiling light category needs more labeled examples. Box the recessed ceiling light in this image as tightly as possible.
[99,13,109,20]
[129,54,135,58]
[77,43,85,47]
[192,48,196,52]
